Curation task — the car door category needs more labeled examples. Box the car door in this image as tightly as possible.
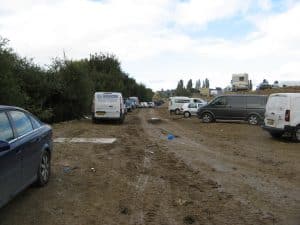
[209,96,229,119]
[227,96,246,119]
[0,111,21,207]
[9,110,40,187]
[189,103,198,115]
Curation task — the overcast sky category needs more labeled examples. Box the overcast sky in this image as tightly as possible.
[0,0,299,91]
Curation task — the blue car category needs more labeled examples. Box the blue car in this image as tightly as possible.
[0,105,53,208]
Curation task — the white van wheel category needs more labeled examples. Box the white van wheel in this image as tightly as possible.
[184,111,191,118]
[248,114,259,125]
[175,108,180,115]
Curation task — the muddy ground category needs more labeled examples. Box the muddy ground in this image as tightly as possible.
[0,106,299,225]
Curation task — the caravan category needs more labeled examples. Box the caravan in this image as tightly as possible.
[231,73,249,91]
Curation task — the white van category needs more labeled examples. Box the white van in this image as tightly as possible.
[169,96,191,114]
[129,96,140,108]
[168,97,206,115]
[92,92,125,123]
[263,93,300,141]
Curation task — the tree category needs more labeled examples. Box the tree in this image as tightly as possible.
[205,78,210,88]
[175,80,184,95]
[0,37,154,123]
[249,80,253,90]
[195,79,201,89]
[186,79,193,93]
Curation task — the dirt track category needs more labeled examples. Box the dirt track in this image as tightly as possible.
[0,107,299,225]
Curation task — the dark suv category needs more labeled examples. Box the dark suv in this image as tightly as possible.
[197,95,268,125]
[0,105,53,208]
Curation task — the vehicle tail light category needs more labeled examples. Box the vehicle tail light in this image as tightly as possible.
[285,110,290,122]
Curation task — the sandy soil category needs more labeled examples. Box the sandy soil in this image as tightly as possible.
[0,107,299,225]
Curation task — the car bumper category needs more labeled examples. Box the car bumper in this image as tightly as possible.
[262,125,296,133]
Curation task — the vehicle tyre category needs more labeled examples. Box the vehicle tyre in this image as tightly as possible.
[175,108,180,115]
[36,150,51,187]
[202,112,213,123]
[119,113,125,124]
[294,126,300,142]
[270,131,283,139]
[248,114,260,125]
[92,115,97,123]
[184,111,191,118]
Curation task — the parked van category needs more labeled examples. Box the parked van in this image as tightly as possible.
[169,97,207,114]
[197,95,268,125]
[129,97,140,108]
[263,93,300,141]
[92,92,125,123]
[169,96,190,114]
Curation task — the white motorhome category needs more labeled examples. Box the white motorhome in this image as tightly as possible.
[92,92,125,123]
[231,73,249,91]
[263,93,300,141]
[168,97,206,115]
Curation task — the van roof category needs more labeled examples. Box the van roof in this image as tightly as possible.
[269,93,300,97]
[218,94,267,97]
[95,92,122,95]
[170,96,190,99]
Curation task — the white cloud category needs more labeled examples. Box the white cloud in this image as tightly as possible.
[174,0,252,27]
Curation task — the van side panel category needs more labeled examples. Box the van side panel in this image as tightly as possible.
[227,96,246,119]
[168,97,190,112]
[245,96,267,119]
[291,97,300,127]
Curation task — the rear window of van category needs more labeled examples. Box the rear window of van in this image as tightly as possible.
[97,94,119,102]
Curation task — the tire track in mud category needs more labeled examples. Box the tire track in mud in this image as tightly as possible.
[137,109,274,225]
[124,114,180,225]
[154,110,300,225]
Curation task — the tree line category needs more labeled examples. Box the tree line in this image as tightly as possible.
[175,78,210,96]
[0,37,153,123]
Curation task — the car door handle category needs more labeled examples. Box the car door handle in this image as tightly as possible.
[30,137,41,143]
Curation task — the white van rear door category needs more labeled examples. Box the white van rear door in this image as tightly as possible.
[96,94,120,113]
[265,95,289,128]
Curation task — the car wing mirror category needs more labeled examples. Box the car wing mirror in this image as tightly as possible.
[0,140,10,152]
